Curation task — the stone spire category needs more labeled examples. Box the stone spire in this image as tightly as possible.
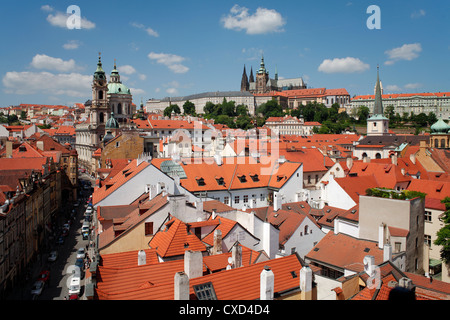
[240,65,249,92]
[373,65,383,116]
[249,66,254,83]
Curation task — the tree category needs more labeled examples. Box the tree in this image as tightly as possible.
[20,111,27,120]
[236,104,249,116]
[434,197,450,264]
[357,106,370,124]
[415,112,428,127]
[203,102,216,115]
[235,114,252,130]
[428,112,438,127]
[183,100,196,115]
[163,104,181,117]
[257,100,284,119]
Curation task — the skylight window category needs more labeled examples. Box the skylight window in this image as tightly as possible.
[216,177,225,186]
[193,282,217,300]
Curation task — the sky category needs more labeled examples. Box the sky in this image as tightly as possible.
[1,0,450,107]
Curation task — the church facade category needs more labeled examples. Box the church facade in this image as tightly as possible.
[75,55,133,175]
[241,56,307,94]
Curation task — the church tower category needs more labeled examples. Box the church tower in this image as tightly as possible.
[256,55,269,94]
[90,53,110,128]
[367,66,389,136]
[240,65,249,92]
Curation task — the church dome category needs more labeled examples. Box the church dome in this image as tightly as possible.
[108,82,131,95]
[105,112,119,129]
[430,118,450,134]
[103,131,115,144]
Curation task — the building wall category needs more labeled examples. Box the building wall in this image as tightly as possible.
[359,195,424,273]
[283,217,326,259]
[101,131,144,168]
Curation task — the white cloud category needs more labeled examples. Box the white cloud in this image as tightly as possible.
[385,85,402,92]
[385,43,422,65]
[131,22,159,37]
[46,10,96,29]
[411,9,426,19]
[148,52,189,74]
[118,65,136,75]
[138,74,147,81]
[63,40,82,50]
[41,5,54,12]
[222,5,286,35]
[318,57,369,73]
[404,83,422,90]
[30,54,78,72]
[3,71,91,97]
[130,88,146,96]
[166,88,178,95]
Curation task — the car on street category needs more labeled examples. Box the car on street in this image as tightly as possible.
[85,206,93,215]
[31,280,45,296]
[68,293,79,300]
[63,223,70,231]
[62,228,69,237]
[68,277,81,295]
[82,231,89,240]
[76,247,86,259]
[38,270,50,283]
[48,250,58,262]
[75,258,84,271]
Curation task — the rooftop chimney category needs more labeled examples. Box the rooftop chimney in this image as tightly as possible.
[391,154,398,166]
[409,153,416,165]
[212,229,222,255]
[398,277,413,290]
[174,272,190,300]
[184,250,203,279]
[231,243,242,268]
[378,223,385,249]
[383,243,392,262]
[363,255,376,277]
[138,250,146,266]
[346,156,353,170]
[300,266,313,300]
[260,266,274,300]
[273,192,282,212]
[36,140,44,151]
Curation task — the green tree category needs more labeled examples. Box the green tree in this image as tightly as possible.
[183,100,196,115]
[163,104,181,117]
[203,102,216,115]
[428,112,438,127]
[415,112,428,127]
[20,111,27,120]
[357,106,370,124]
[235,114,253,130]
[434,197,450,264]
[256,100,284,119]
[236,104,249,116]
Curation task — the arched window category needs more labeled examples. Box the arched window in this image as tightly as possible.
[118,103,122,114]
[376,153,381,159]
[362,152,368,159]
[441,139,446,148]
[99,112,104,123]
[98,90,103,100]
[435,139,439,148]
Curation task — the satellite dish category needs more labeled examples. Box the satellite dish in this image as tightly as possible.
[227,257,233,264]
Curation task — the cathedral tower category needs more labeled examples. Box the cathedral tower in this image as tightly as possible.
[255,55,269,94]
[240,65,249,92]
[90,53,110,128]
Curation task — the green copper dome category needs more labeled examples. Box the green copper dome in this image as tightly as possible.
[430,118,450,134]
[94,55,106,81]
[105,112,120,129]
[108,82,131,95]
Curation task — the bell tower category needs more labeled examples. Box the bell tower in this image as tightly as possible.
[256,55,269,94]
[91,53,110,127]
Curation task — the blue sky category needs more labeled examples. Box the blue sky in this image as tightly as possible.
[1,0,449,107]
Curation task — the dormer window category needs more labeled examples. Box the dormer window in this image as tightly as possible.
[250,174,259,182]
[238,175,247,183]
[196,177,205,186]
[215,177,225,186]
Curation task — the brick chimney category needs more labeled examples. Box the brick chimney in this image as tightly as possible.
[174,272,190,300]
[212,229,222,255]
[300,266,313,300]
[138,250,146,266]
[260,266,274,300]
[184,250,203,279]
[231,243,242,268]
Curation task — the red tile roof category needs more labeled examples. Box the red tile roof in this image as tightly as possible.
[334,175,380,203]
[95,253,303,300]
[306,232,384,270]
[149,217,207,258]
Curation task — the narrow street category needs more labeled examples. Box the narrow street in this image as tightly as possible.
[6,174,94,300]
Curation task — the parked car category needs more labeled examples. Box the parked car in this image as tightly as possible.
[68,293,79,300]
[75,258,84,270]
[76,247,86,259]
[31,280,45,296]
[38,270,50,283]
[63,223,70,231]
[82,231,89,240]
[56,236,64,245]
[68,277,81,295]
[85,207,93,215]
[62,228,69,237]
[48,251,58,262]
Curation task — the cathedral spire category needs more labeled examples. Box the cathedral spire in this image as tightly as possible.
[241,65,249,91]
